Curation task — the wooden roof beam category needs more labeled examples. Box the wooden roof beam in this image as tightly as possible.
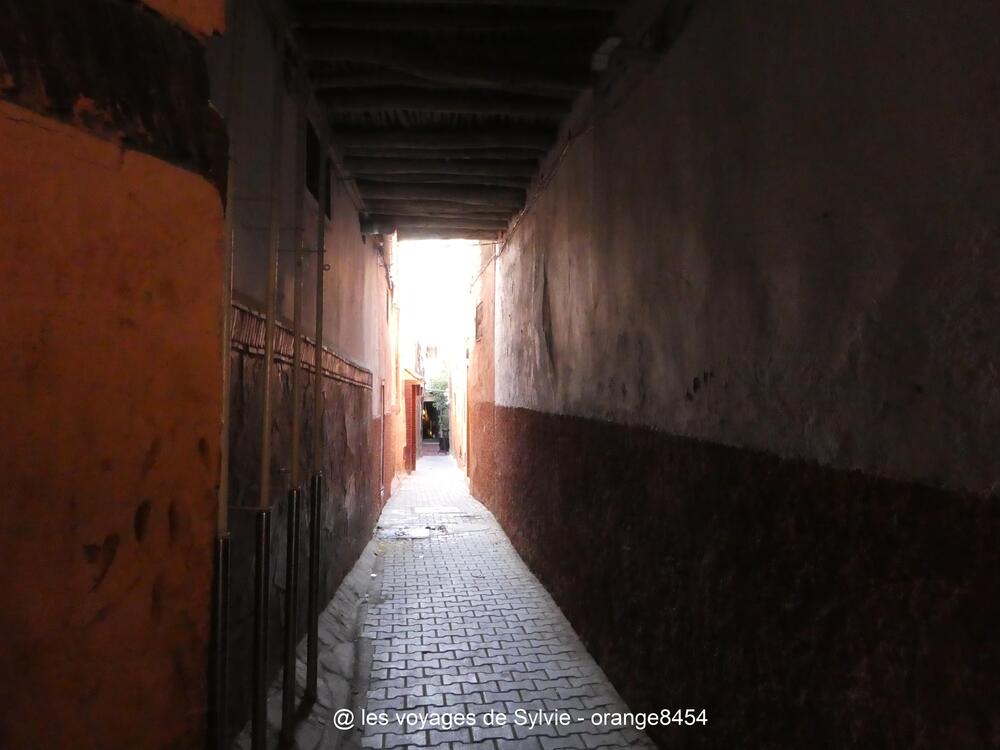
[334,128,553,151]
[319,89,571,118]
[343,156,537,177]
[300,37,590,94]
[357,173,530,189]
[397,228,500,241]
[356,180,525,207]
[341,146,548,160]
[309,70,581,97]
[361,199,513,219]
[367,215,509,232]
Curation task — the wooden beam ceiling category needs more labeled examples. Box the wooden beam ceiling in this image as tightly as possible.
[293,5,615,33]
[343,157,537,178]
[319,89,571,119]
[358,173,530,189]
[369,215,508,231]
[300,37,590,94]
[397,228,500,241]
[293,0,627,239]
[361,200,514,219]
[333,128,554,151]
[339,146,546,160]
[355,181,525,207]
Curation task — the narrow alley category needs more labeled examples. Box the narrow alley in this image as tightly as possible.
[358,456,654,750]
[2,0,1000,749]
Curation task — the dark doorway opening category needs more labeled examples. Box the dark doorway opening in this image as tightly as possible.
[422,402,440,439]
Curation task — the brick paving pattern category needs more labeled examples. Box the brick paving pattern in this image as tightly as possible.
[359,455,653,749]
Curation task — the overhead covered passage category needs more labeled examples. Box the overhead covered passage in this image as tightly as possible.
[290,0,630,240]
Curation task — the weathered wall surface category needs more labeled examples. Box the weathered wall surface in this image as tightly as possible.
[225,330,379,738]
[475,1,1000,747]
[209,1,401,738]
[449,361,469,471]
[469,244,497,503]
[0,0,226,192]
[497,0,1000,494]
[0,102,223,749]
[0,0,225,746]
[140,0,223,36]
[491,407,999,749]
[208,0,389,386]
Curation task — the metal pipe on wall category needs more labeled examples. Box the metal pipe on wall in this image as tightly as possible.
[259,38,286,513]
[280,487,301,744]
[252,508,272,750]
[211,0,247,744]
[289,92,307,493]
[281,81,309,747]
[306,472,322,703]
[251,33,286,750]
[380,379,386,503]
[211,534,230,750]
[306,134,329,706]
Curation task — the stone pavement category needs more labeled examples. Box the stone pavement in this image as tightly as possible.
[357,455,654,749]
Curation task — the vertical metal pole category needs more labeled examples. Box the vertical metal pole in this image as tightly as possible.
[251,34,285,750]
[252,508,272,750]
[306,473,322,704]
[259,39,285,514]
[212,534,230,750]
[312,150,328,480]
[289,97,307,491]
[281,488,301,744]
[280,80,308,747]
[306,141,329,707]
[380,380,386,503]
[212,0,246,744]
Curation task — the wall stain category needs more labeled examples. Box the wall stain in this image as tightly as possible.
[140,438,161,478]
[151,573,165,623]
[82,533,119,591]
[197,436,210,468]
[167,501,180,546]
[134,500,152,542]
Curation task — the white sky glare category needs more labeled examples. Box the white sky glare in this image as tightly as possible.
[394,239,479,376]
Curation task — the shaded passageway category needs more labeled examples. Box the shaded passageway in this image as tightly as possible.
[358,456,654,749]
[236,456,657,749]
[3,0,1000,749]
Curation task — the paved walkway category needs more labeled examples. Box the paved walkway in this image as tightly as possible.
[358,456,653,749]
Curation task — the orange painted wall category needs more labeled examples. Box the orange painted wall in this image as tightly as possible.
[0,101,223,749]
[141,0,224,36]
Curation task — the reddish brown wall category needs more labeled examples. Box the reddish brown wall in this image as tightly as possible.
[0,101,223,749]
[468,246,496,503]
[491,406,999,749]
[224,307,384,738]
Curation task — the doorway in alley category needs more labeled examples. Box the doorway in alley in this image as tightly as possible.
[422,401,439,439]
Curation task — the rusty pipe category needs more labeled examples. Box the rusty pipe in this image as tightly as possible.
[259,38,286,511]
[306,129,329,707]
[211,0,248,744]
[289,96,307,490]
[280,487,301,744]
